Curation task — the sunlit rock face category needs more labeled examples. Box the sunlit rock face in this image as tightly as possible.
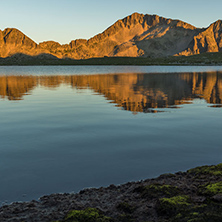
[0,13,222,59]
[0,28,41,57]
[178,20,222,56]
[1,72,222,113]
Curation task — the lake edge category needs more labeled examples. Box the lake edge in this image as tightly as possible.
[1,162,222,221]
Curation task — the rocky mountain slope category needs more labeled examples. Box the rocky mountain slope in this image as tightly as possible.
[0,13,222,59]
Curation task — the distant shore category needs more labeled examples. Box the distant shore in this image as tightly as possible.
[1,163,222,222]
[0,52,222,66]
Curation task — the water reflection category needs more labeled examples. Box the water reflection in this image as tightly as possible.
[0,72,222,112]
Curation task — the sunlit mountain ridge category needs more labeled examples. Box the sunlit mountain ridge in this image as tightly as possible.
[1,13,222,59]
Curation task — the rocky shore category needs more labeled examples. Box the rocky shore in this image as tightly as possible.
[1,163,222,222]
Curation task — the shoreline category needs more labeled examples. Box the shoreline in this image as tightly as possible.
[0,64,222,66]
[1,163,222,222]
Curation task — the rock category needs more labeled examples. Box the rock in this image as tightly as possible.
[191,196,206,203]
[212,194,222,202]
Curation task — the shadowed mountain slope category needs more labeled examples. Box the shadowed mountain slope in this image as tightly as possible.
[1,13,222,59]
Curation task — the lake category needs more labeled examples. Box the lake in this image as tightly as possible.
[0,66,222,205]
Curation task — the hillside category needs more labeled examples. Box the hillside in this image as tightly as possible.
[0,13,222,59]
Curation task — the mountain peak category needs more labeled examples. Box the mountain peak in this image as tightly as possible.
[1,27,36,47]
[213,19,222,24]
[121,13,164,28]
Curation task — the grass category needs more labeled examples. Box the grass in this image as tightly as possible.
[188,163,222,176]
[156,195,191,217]
[135,183,179,198]
[160,195,191,206]
[58,208,112,222]
[200,182,222,196]
[1,51,222,66]
[205,182,222,195]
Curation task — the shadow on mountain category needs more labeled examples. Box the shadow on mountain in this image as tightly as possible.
[0,53,140,65]
[0,72,222,113]
[11,53,59,60]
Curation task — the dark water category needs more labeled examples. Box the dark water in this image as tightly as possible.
[0,66,222,205]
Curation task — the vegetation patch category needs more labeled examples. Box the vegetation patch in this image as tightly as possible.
[172,203,222,222]
[157,194,222,221]
[135,183,179,198]
[188,163,222,177]
[160,195,190,206]
[200,182,222,196]
[156,195,191,216]
[59,208,113,222]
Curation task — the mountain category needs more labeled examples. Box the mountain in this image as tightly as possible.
[178,20,222,56]
[0,13,222,59]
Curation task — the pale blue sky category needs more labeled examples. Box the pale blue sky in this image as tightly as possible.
[1,0,221,44]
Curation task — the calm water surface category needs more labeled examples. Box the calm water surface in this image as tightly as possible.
[0,66,222,205]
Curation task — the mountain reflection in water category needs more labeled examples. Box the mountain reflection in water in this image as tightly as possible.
[0,72,222,113]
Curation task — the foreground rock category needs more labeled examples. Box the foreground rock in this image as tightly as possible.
[1,163,222,221]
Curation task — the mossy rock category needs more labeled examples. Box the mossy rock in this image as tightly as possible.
[183,207,222,222]
[199,202,222,221]
[205,182,222,195]
[156,195,191,216]
[168,201,222,221]
[60,208,113,222]
[188,164,222,177]
[173,212,201,222]
[199,182,222,196]
[135,183,179,198]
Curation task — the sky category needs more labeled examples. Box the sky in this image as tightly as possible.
[1,0,221,44]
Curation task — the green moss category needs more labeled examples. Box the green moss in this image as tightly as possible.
[175,213,182,219]
[157,195,191,216]
[175,212,201,222]
[188,163,222,176]
[136,183,179,198]
[161,195,190,206]
[202,182,222,195]
[186,212,200,222]
[61,208,112,222]
[164,200,222,222]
